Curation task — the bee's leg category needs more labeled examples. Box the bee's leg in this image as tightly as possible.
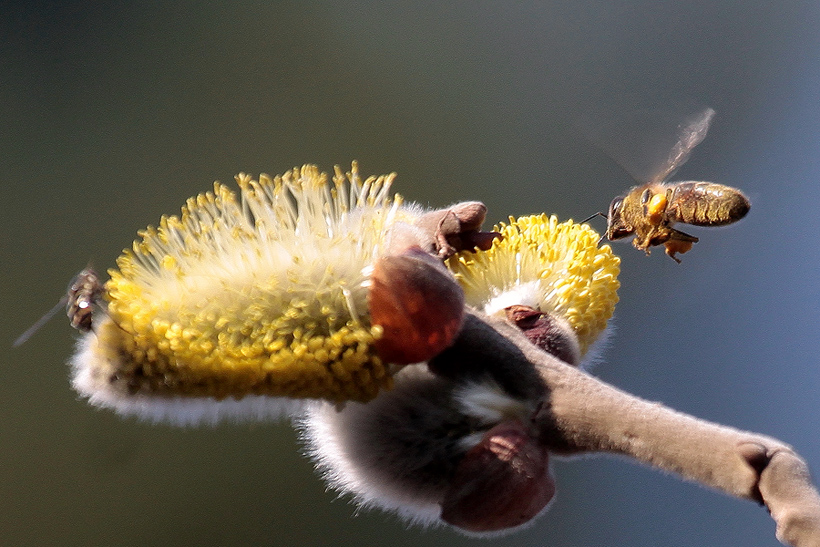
[631,233,646,251]
[661,229,699,262]
[664,243,685,263]
[631,231,654,255]
[667,227,699,243]
[645,193,668,224]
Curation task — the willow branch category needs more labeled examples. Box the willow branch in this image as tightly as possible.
[453,311,820,547]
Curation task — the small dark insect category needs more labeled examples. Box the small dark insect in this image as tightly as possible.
[66,268,104,332]
[13,268,104,347]
[587,108,751,262]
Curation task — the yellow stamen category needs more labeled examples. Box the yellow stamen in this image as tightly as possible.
[446,215,620,355]
[93,163,409,403]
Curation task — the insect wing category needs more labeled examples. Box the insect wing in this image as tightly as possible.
[12,296,69,347]
[651,108,715,184]
[582,106,715,185]
[13,267,102,347]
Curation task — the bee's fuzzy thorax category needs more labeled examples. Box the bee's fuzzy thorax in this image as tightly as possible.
[71,163,424,420]
[447,215,620,355]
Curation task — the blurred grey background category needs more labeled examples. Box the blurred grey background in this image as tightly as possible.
[2,2,819,546]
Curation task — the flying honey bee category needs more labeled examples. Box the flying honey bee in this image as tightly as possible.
[13,268,104,347]
[589,108,751,262]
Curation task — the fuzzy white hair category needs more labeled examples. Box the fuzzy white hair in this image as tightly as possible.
[70,329,305,426]
[298,365,532,530]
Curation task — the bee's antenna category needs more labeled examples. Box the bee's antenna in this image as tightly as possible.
[581,211,607,224]
[579,212,608,247]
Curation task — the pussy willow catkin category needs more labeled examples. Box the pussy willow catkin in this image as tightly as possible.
[447,215,620,355]
[71,163,422,423]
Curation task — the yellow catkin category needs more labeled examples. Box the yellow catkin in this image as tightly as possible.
[446,215,620,355]
[97,163,404,403]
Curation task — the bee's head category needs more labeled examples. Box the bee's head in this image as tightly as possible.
[605,195,633,240]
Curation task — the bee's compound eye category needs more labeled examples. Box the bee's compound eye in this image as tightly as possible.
[608,196,624,218]
[606,196,633,240]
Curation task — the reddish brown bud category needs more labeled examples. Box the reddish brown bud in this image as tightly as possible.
[504,305,580,366]
[441,420,555,532]
[415,201,502,259]
[460,230,502,252]
[368,247,465,364]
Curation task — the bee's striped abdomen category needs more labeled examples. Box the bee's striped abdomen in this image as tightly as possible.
[667,182,750,226]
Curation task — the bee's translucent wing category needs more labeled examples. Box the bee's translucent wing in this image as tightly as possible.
[581,106,715,185]
[651,107,715,184]
[12,296,68,347]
